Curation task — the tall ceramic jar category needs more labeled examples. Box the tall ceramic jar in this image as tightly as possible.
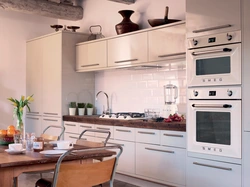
[115,10,139,35]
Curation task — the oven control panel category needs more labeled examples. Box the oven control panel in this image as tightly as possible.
[188,86,241,99]
[187,30,241,49]
[202,146,223,153]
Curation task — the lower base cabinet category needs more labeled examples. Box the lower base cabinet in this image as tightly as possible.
[187,157,241,187]
[136,143,186,186]
[108,139,135,175]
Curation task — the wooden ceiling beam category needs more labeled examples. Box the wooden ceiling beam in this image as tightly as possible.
[107,0,135,5]
[0,0,83,21]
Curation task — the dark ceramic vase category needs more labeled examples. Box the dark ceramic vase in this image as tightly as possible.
[115,10,139,35]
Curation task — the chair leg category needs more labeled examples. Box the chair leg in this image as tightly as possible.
[13,177,18,187]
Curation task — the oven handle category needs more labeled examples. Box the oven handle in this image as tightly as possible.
[192,48,232,56]
[192,104,232,108]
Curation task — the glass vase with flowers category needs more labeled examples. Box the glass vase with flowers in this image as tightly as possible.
[7,95,34,139]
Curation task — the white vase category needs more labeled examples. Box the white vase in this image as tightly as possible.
[78,108,85,116]
[87,108,93,115]
[69,108,76,116]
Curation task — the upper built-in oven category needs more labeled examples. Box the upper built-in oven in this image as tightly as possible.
[187,31,241,87]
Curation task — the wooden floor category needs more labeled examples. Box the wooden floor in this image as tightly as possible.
[19,173,139,187]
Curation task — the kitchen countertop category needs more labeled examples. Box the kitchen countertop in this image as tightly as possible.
[63,115,186,132]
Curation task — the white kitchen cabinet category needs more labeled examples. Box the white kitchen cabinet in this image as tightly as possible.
[26,31,94,134]
[186,0,241,38]
[107,32,148,67]
[78,123,95,137]
[95,125,114,139]
[136,128,160,145]
[148,23,186,62]
[108,139,135,175]
[25,115,42,136]
[114,126,135,142]
[76,40,107,72]
[161,130,186,148]
[26,39,43,116]
[136,143,186,186]
[187,157,241,187]
[41,117,62,137]
[64,132,79,143]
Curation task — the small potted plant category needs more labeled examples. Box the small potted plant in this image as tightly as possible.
[69,102,77,116]
[86,103,94,115]
[77,103,85,116]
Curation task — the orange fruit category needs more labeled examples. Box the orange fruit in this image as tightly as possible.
[7,129,15,136]
[15,130,20,134]
[0,129,7,135]
[7,125,15,131]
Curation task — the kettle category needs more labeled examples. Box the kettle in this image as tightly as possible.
[88,25,105,41]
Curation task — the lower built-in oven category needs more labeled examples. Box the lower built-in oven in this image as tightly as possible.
[187,86,241,158]
[187,31,241,87]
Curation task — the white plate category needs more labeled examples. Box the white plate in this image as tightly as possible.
[5,149,26,155]
[40,150,67,155]
[53,147,72,150]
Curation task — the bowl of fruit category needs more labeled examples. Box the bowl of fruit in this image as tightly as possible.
[0,125,20,145]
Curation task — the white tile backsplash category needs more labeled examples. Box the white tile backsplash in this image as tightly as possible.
[95,62,187,115]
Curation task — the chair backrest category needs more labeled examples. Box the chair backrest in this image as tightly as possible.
[52,145,123,187]
[41,125,65,141]
[76,129,111,147]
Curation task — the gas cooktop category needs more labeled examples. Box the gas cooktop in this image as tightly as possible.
[99,112,145,120]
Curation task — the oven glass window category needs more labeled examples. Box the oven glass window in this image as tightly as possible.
[196,57,231,75]
[196,111,230,145]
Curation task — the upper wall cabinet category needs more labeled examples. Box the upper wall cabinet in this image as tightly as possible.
[107,32,148,67]
[186,0,241,38]
[148,23,186,62]
[76,40,107,72]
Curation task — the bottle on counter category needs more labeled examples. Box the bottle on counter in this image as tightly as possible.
[33,137,44,152]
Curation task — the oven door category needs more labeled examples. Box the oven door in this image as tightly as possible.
[187,43,241,87]
[187,100,241,158]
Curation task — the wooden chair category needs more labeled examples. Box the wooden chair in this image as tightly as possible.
[35,145,123,187]
[76,129,111,148]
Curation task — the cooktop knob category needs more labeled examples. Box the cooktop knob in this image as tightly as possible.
[193,39,198,46]
[193,90,198,97]
[227,90,233,96]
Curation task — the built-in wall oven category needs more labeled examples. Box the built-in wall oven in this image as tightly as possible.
[187,31,241,87]
[187,86,241,158]
[187,31,242,159]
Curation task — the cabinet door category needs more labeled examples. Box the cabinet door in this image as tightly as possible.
[64,132,79,143]
[78,123,95,137]
[26,39,43,115]
[108,139,135,175]
[76,40,107,71]
[41,117,62,137]
[136,128,160,145]
[186,0,241,38]
[25,115,42,136]
[42,34,62,117]
[136,143,186,186]
[114,126,135,142]
[148,24,186,62]
[108,32,148,67]
[95,125,114,139]
[187,157,241,187]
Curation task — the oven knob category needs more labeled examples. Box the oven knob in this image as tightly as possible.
[193,39,198,46]
[193,90,198,97]
[227,90,233,96]
[227,33,233,41]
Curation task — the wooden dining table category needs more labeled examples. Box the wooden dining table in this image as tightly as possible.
[0,144,115,187]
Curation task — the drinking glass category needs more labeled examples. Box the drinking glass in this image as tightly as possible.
[25,132,35,151]
[13,134,22,144]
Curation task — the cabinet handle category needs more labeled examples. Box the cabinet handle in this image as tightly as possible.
[116,129,131,133]
[65,124,76,127]
[80,125,92,128]
[145,147,174,154]
[43,119,58,122]
[27,112,39,114]
[192,48,232,56]
[158,52,186,58]
[192,104,232,108]
[193,162,232,171]
[26,117,39,120]
[192,24,232,33]
[115,58,138,63]
[107,142,124,146]
[81,63,99,67]
[43,112,58,116]
[96,127,110,131]
[163,133,183,138]
[69,136,78,139]
[138,131,155,135]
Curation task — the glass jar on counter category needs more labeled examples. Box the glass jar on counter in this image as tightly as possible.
[33,137,44,152]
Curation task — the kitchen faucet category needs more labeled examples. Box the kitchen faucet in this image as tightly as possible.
[95,91,111,115]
